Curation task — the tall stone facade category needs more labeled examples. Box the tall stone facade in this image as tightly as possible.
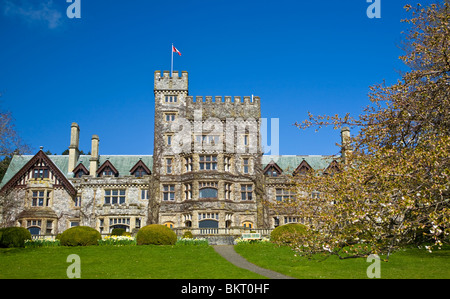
[0,71,343,241]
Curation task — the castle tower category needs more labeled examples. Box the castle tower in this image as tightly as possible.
[151,70,266,233]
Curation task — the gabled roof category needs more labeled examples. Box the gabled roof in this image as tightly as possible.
[97,160,119,176]
[293,159,312,176]
[72,162,89,176]
[129,159,152,175]
[0,150,77,197]
[262,160,283,175]
[0,155,154,189]
[262,155,338,175]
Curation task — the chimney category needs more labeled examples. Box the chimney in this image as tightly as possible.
[89,135,99,176]
[340,126,351,164]
[68,122,80,174]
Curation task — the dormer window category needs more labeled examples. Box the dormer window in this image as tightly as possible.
[293,160,312,176]
[130,160,151,177]
[73,163,89,178]
[263,161,283,177]
[97,160,119,177]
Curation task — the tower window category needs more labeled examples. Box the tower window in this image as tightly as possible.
[165,96,177,103]
[199,155,217,170]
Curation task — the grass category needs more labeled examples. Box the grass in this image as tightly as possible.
[0,245,264,279]
[2,242,449,279]
[234,242,450,279]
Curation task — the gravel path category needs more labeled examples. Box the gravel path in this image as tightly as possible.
[213,245,295,279]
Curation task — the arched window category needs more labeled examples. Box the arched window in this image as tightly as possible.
[164,222,175,229]
[242,221,253,229]
[199,188,218,199]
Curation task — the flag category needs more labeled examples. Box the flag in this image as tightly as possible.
[172,45,181,56]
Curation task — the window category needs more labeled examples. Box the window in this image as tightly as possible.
[199,155,217,170]
[199,188,218,198]
[241,184,253,200]
[141,189,149,200]
[166,158,173,174]
[224,183,232,200]
[184,156,193,172]
[275,188,295,201]
[164,113,176,121]
[196,135,220,146]
[74,169,87,178]
[109,217,130,230]
[102,166,114,176]
[166,134,173,146]
[184,183,192,200]
[198,213,219,220]
[165,95,177,103]
[243,134,249,146]
[46,220,53,234]
[284,216,300,224]
[31,190,50,207]
[242,221,253,229]
[33,167,49,179]
[104,189,126,205]
[74,196,81,207]
[27,220,42,235]
[162,184,175,201]
[224,156,231,172]
[199,182,218,199]
[164,222,175,229]
[70,221,80,227]
[265,166,280,177]
[243,158,249,174]
[133,166,149,177]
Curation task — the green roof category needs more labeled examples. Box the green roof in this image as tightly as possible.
[262,155,338,174]
[0,154,154,188]
[1,153,337,188]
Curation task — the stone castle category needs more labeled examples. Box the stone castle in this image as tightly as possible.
[0,71,345,242]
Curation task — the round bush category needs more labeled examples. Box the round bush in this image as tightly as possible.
[136,224,177,245]
[270,223,307,244]
[60,226,101,246]
[0,227,31,248]
[182,231,193,239]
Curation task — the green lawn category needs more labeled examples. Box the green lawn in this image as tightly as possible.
[234,242,450,279]
[0,245,264,279]
[2,243,449,279]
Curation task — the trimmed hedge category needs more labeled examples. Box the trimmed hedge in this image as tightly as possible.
[136,224,177,245]
[270,223,307,244]
[0,227,31,248]
[60,226,101,246]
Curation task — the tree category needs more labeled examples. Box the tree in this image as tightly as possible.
[273,2,450,259]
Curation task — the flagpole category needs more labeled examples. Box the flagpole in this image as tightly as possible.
[171,43,174,77]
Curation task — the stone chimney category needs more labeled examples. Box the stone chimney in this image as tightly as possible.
[68,122,80,174]
[89,135,99,176]
[341,126,351,163]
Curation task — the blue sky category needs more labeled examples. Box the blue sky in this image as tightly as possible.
[0,0,425,156]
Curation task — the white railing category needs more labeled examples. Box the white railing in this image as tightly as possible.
[174,227,272,236]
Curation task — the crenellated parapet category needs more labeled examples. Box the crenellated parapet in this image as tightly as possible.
[185,95,261,119]
[154,70,188,92]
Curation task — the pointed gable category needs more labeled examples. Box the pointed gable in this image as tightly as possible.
[323,160,340,175]
[0,150,76,197]
[129,159,151,177]
[263,160,283,177]
[293,159,312,176]
[97,160,119,177]
[72,162,89,178]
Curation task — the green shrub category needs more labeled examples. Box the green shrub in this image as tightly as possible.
[182,231,193,239]
[111,228,126,236]
[270,223,307,244]
[0,227,31,248]
[136,224,177,245]
[60,226,101,246]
